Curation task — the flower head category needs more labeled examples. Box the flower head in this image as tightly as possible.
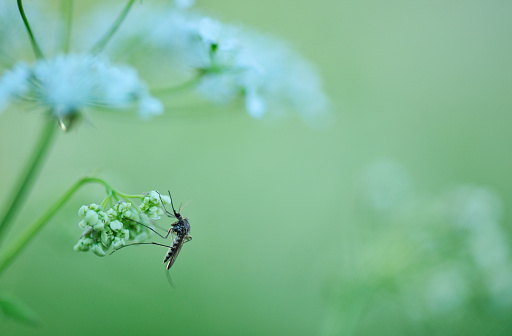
[75,190,172,256]
[86,4,330,123]
[0,54,163,128]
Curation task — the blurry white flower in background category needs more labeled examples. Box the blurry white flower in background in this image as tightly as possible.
[338,160,512,325]
[164,12,331,122]
[174,0,195,10]
[447,186,502,229]
[76,3,331,124]
[362,160,413,210]
[424,265,468,314]
[0,63,30,111]
[0,54,162,120]
[444,186,512,307]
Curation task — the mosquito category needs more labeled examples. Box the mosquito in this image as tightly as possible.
[111,191,192,282]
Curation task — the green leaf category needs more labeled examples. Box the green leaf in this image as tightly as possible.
[0,293,40,326]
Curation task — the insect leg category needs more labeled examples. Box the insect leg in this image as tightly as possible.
[125,218,174,239]
[110,242,173,255]
[166,269,176,288]
[184,235,192,243]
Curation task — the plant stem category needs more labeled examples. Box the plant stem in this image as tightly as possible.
[151,74,203,96]
[0,177,110,275]
[61,0,74,53]
[0,118,58,244]
[17,0,44,59]
[90,0,136,55]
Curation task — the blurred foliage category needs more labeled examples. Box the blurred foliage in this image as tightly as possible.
[1,0,512,335]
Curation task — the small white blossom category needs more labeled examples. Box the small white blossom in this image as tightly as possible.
[90,5,330,123]
[0,54,163,120]
[139,190,168,219]
[174,0,195,9]
[112,237,125,250]
[75,193,170,256]
[110,220,123,232]
[91,244,106,257]
[0,64,30,112]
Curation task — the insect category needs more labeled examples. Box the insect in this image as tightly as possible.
[111,191,192,282]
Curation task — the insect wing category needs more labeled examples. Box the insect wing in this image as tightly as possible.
[166,238,185,270]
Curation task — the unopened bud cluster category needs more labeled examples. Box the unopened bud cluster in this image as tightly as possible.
[74,191,171,256]
[140,191,171,219]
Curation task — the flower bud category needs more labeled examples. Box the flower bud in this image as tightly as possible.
[112,237,125,249]
[121,229,130,240]
[110,220,123,232]
[89,203,100,212]
[91,244,106,257]
[78,205,88,218]
[160,195,171,205]
[85,210,99,226]
[74,237,93,251]
[106,208,117,220]
[149,191,159,203]
[101,230,112,247]
[93,220,105,231]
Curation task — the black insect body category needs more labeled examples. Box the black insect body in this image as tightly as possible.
[160,194,192,270]
[111,191,192,277]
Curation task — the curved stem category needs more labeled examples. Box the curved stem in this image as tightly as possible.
[0,118,57,244]
[115,192,144,199]
[151,74,203,96]
[90,0,136,55]
[0,177,110,275]
[61,0,74,53]
[17,0,44,59]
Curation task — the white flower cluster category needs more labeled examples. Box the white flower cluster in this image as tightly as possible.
[88,3,330,122]
[355,160,512,317]
[154,10,329,121]
[139,190,171,219]
[75,203,131,256]
[445,186,512,307]
[0,54,163,119]
[74,191,170,256]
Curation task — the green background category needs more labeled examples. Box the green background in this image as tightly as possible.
[1,0,511,335]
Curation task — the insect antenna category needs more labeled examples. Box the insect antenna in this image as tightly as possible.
[180,201,191,212]
[168,190,179,216]
[156,191,176,218]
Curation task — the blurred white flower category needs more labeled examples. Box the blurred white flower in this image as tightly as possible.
[487,266,512,307]
[92,4,331,123]
[447,186,502,229]
[174,0,195,10]
[362,160,413,210]
[425,266,468,314]
[0,54,163,119]
[0,63,30,111]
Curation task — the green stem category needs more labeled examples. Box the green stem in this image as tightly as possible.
[116,192,144,199]
[151,74,203,96]
[0,177,110,275]
[0,118,58,244]
[17,0,44,59]
[90,0,136,55]
[61,0,74,53]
